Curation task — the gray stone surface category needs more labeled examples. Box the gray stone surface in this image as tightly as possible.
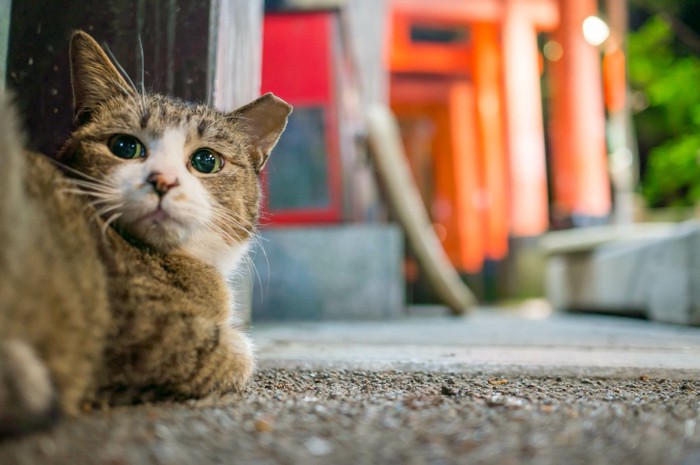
[252,306,700,380]
[545,222,700,325]
[251,224,404,321]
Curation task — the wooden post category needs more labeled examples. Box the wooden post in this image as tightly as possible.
[548,0,611,223]
[0,0,11,91]
[345,0,388,107]
[604,0,637,225]
[502,0,550,236]
[449,81,485,273]
[211,0,264,111]
[473,22,509,260]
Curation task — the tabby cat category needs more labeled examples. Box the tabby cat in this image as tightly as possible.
[0,31,291,436]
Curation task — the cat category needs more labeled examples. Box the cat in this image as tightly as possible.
[0,31,291,436]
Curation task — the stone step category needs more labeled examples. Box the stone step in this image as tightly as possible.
[542,222,700,325]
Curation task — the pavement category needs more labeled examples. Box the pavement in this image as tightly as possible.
[2,303,700,465]
[253,301,700,380]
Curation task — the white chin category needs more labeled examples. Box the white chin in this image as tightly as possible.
[124,217,192,251]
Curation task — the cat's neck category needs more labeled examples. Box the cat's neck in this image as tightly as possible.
[178,230,250,277]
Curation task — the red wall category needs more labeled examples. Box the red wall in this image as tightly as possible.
[261,12,342,225]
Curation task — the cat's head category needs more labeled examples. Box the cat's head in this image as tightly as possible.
[57,31,291,274]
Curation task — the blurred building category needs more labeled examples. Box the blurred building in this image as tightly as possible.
[259,0,615,297]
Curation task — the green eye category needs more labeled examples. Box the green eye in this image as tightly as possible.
[190,149,224,174]
[108,135,146,159]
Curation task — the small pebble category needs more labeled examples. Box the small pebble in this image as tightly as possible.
[441,385,458,396]
[304,436,333,456]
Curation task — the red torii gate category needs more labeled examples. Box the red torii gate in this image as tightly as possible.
[389,0,610,272]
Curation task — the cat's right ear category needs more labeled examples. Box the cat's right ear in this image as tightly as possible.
[231,93,292,173]
[69,31,134,125]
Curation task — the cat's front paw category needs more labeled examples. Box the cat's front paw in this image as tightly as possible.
[177,325,254,397]
[0,340,59,437]
[220,326,255,392]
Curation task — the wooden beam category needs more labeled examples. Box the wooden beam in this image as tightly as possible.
[390,0,558,30]
[390,0,501,23]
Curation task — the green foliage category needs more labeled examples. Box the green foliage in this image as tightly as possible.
[629,16,700,207]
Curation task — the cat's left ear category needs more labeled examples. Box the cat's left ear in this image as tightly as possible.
[231,93,292,173]
[69,31,135,125]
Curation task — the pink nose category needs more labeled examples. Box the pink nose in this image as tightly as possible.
[147,172,179,197]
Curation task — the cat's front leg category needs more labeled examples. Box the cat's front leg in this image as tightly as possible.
[173,323,255,397]
[103,310,254,403]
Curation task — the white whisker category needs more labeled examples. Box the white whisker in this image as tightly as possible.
[90,203,124,224]
[244,251,266,300]
[83,197,120,215]
[101,212,122,240]
[59,188,120,200]
[206,203,269,295]
[47,159,109,185]
[210,205,252,233]
[206,221,240,246]
[61,179,118,195]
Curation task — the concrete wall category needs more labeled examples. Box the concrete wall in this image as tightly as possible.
[252,224,404,321]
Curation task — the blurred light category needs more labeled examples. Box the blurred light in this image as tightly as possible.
[630,90,649,112]
[582,15,610,47]
[611,147,633,171]
[543,40,563,62]
[518,299,553,320]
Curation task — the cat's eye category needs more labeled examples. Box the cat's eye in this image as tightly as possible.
[190,149,224,174]
[108,135,146,159]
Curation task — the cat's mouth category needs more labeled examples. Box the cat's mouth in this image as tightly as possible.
[137,201,184,227]
[142,207,171,224]
[115,203,192,251]
[128,204,190,249]
[138,205,184,228]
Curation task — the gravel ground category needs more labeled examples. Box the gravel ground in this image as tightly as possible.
[1,369,699,465]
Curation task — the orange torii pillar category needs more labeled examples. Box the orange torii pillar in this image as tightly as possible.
[502,0,551,236]
[548,0,611,223]
[448,81,485,273]
[473,22,509,261]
